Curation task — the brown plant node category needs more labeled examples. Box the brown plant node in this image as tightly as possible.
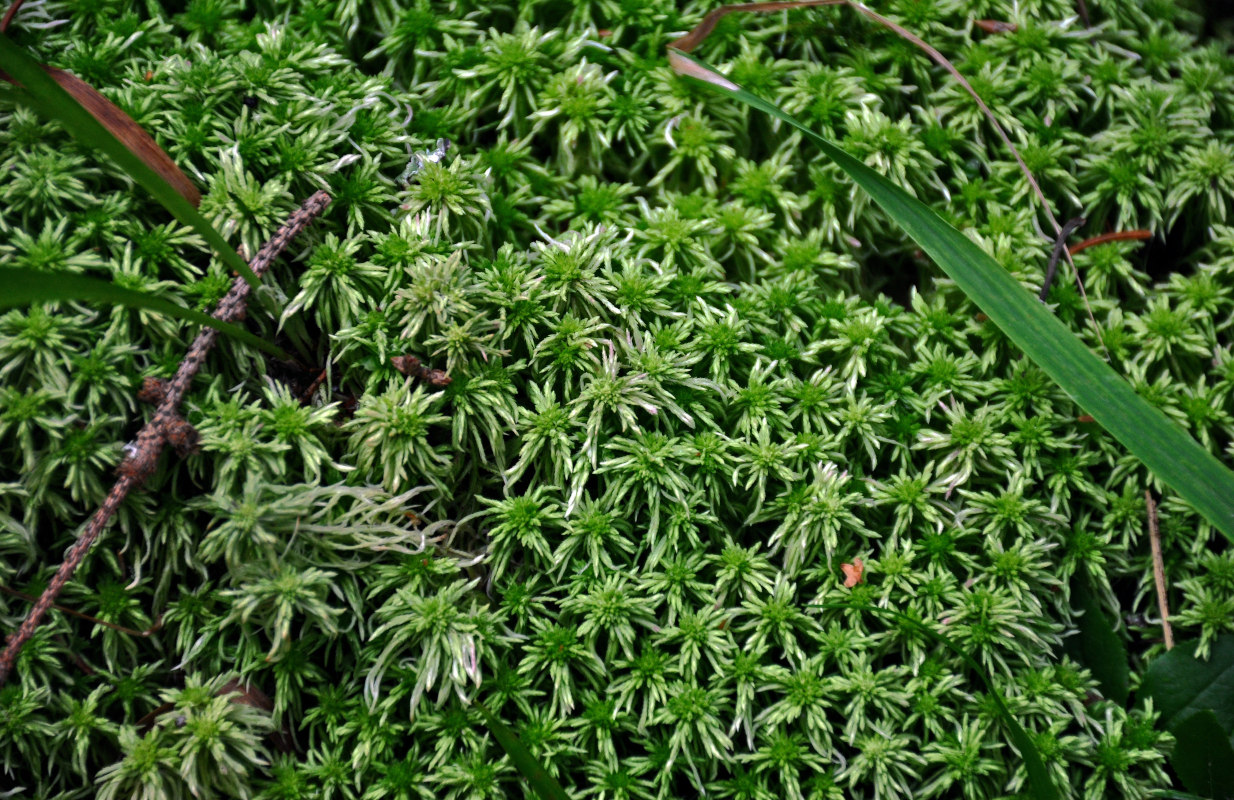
[392,354,453,387]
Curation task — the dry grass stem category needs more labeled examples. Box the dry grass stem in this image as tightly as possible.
[1146,490,1174,650]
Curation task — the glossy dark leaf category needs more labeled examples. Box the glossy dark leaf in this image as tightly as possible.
[1141,635,1234,736]
[1170,710,1234,799]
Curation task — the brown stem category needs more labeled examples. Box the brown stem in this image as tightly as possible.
[1068,229,1152,256]
[1145,491,1174,650]
[0,584,164,637]
[299,367,329,404]
[56,634,96,676]
[0,191,331,685]
[0,0,26,34]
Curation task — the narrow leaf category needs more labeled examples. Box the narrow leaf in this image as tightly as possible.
[669,48,1234,542]
[1064,568,1130,705]
[809,602,1059,800]
[0,268,288,360]
[474,702,571,800]
[0,32,259,288]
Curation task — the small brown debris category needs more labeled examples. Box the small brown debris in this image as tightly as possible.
[392,354,452,387]
[974,19,1017,34]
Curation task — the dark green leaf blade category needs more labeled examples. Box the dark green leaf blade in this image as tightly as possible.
[475,702,571,800]
[1170,710,1234,799]
[1140,635,1234,735]
[0,32,260,288]
[667,48,1234,543]
[1065,569,1130,705]
[0,268,287,359]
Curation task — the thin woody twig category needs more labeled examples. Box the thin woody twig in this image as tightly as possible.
[1145,490,1174,650]
[0,584,164,637]
[299,367,329,404]
[0,191,331,685]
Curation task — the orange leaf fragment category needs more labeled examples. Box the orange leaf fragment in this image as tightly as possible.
[841,557,864,588]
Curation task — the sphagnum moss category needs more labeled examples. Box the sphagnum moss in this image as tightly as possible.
[1,0,1231,797]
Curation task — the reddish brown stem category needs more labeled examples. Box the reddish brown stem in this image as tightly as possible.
[0,0,26,33]
[299,368,329,404]
[1068,229,1152,256]
[0,584,163,637]
[0,191,331,685]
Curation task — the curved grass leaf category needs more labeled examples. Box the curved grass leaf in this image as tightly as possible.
[475,701,570,800]
[668,48,1234,543]
[809,601,1059,800]
[0,32,259,288]
[1,268,287,359]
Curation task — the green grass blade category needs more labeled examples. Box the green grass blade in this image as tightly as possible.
[0,32,260,289]
[670,49,1234,543]
[809,602,1059,800]
[1,268,287,359]
[474,702,571,800]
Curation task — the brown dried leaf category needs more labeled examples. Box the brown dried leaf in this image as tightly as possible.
[40,66,200,206]
[0,62,200,207]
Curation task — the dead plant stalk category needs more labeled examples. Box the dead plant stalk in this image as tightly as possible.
[0,191,332,685]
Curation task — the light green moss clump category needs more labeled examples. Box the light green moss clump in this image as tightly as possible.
[2,0,1233,797]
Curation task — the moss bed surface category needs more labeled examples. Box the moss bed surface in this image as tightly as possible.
[2,0,1234,798]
